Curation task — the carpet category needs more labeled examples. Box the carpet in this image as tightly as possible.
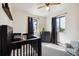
[42,43,71,56]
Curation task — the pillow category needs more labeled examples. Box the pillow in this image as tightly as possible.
[71,41,79,48]
[13,35,21,41]
[13,38,21,41]
[66,43,74,49]
[14,35,21,39]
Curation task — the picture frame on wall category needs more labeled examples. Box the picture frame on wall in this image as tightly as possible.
[2,3,13,20]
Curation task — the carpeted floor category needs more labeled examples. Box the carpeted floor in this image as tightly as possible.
[42,43,71,56]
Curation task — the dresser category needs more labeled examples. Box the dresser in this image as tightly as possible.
[40,31,51,42]
[0,25,13,56]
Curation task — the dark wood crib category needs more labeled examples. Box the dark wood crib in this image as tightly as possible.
[0,25,41,56]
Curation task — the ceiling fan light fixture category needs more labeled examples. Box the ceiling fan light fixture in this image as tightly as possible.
[46,6,50,11]
[37,3,61,11]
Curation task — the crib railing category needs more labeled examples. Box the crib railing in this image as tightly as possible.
[8,38,41,56]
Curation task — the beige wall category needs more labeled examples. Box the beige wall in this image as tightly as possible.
[11,9,28,33]
[0,3,13,27]
[59,7,79,43]
[11,6,46,35]
[46,4,79,43]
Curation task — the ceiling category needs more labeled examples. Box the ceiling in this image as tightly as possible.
[10,3,79,17]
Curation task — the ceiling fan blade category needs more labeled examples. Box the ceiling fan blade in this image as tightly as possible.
[37,5,46,9]
[37,3,44,5]
[50,3,61,5]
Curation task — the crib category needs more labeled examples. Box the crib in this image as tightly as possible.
[0,25,41,56]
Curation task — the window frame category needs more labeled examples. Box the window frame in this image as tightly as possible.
[57,16,66,32]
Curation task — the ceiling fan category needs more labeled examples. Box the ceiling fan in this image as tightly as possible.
[37,3,60,11]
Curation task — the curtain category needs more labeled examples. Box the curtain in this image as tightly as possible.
[51,17,57,44]
[28,17,34,35]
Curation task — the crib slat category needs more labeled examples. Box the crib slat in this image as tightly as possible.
[26,44,27,56]
[31,44,32,56]
[17,49,19,56]
[33,44,35,56]
[13,49,15,56]
[23,45,25,56]
[20,47,22,56]
[29,44,30,56]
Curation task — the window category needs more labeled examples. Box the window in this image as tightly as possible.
[56,16,66,32]
[33,19,37,35]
